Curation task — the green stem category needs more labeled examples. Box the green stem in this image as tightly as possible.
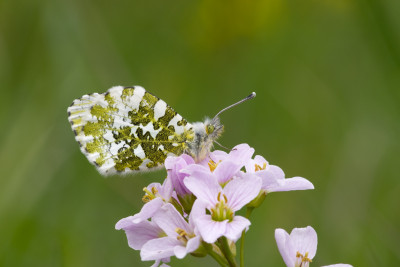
[203,241,228,267]
[218,236,238,267]
[240,207,254,267]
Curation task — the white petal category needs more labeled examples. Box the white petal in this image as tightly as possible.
[275,228,295,267]
[289,226,318,259]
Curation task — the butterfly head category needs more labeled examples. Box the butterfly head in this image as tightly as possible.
[205,116,224,140]
[186,117,224,162]
[186,92,256,162]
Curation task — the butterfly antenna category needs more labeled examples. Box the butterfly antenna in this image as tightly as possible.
[214,140,230,151]
[213,92,256,120]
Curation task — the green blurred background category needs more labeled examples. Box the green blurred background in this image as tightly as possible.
[1,0,399,266]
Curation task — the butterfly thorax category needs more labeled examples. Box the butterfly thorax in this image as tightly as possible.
[185,117,224,162]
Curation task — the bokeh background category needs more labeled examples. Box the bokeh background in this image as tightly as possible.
[1,0,399,266]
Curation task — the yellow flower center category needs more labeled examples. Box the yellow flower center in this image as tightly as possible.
[210,192,234,221]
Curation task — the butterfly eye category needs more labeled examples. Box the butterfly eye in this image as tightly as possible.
[206,124,215,134]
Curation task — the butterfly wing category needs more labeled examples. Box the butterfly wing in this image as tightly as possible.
[67,86,194,175]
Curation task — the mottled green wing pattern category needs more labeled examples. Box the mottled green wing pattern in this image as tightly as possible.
[67,86,194,175]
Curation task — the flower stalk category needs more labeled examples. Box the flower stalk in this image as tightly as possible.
[218,237,238,267]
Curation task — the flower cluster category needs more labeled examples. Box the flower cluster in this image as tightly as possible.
[116,144,351,267]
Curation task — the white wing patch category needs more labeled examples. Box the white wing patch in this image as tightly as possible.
[154,100,167,120]
[68,86,194,175]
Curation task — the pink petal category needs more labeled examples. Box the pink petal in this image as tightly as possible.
[215,144,253,178]
[186,236,201,254]
[153,204,191,237]
[322,265,353,267]
[141,237,180,261]
[173,245,188,259]
[254,155,268,166]
[165,155,193,196]
[228,144,254,164]
[173,236,201,259]
[150,259,170,267]
[158,177,174,200]
[180,163,210,175]
[224,216,251,242]
[189,199,206,227]
[209,150,228,162]
[267,165,285,179]
[267,177,314,193]
[245,155,269,173]
[213,160,243,184]
[275,228,295,267]
[223,174,262,211]
[115,219,162,250]
[184,172,220,207]
[131,197,164,223]
[182,154,195,164]
[195,214,228,243]
[256,165,286,188]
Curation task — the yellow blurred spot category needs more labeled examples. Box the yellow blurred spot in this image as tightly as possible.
[188,0,286,50]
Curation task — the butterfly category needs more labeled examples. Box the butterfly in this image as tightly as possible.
[67,86,255,175]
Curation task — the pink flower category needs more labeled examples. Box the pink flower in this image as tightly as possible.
[130,178,174,224]
[115,218,163,250]
[165,154,194,196]
[140,203,201,261]
[183,143,254,184]
[116,203,201,264]
[275,226,352,267]
[246,155,314,193]
[184,171,261,243]
[115,218,171,267]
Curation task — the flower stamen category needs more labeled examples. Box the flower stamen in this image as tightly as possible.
[295,251,312,267]
[255,162,267,172]
[142,186,159,203]
[208,159,221,172]
[211,193,233,222]
[175,228,195,244]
